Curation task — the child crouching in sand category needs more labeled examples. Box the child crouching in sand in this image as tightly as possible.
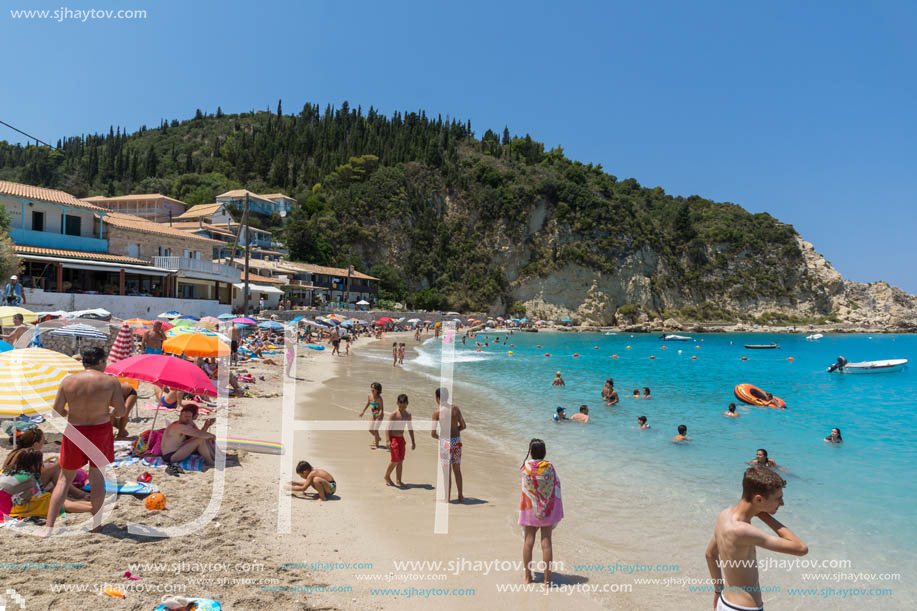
[288,461,336,501]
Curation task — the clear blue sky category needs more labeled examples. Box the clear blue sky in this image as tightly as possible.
[3,0,915,292]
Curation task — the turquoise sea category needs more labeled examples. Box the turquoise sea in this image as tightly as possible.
[405,331,916,605]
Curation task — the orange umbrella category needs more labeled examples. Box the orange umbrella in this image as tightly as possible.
[162,333,229,357]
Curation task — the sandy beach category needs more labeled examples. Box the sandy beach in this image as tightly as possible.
[0,330,682,610]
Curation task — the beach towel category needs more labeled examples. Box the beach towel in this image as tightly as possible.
[111,456,142,468]
[133,429,165,457]
[519,459,563,527]
[142,455,206,472]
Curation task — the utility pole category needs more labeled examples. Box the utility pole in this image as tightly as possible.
[346,265,353,307]
[242,192,251,315]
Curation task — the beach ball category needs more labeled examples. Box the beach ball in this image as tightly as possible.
[626,346,631,350]
[553,413,559,421]
[508,351,513,355]
[741,356,748,361]
[145,492,167,511]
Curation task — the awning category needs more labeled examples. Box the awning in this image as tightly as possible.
[233,283,284,295]
[17,254,170,276]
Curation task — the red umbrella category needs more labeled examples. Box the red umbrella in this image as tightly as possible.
[375,317,394,324]
[106,354,217,396]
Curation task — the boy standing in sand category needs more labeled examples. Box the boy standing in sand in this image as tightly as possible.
[385,394,415,486]
[392,342,399,367]
[705,467,808,611]
[432,387,466,503]
[398,342,406,365]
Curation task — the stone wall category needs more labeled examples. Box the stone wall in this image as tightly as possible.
[38,326,120,358]
[25,289,230,320]
[262,309,486,325]
[107,225,216,260]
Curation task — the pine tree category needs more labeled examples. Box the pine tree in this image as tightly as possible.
[216,106,224,118]
[277,99,283,116]
[502,126,510,146]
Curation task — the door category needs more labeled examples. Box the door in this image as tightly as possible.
[32,211,44,231]
[128,243,140,258]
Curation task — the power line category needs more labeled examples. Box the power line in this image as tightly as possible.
[0,119,57,149]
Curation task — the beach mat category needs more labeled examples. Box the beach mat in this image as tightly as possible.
[142,455,206,472]
[219,437,283,455]
[82,480,157,496]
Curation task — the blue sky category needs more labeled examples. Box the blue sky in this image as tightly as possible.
[2,0,915,292]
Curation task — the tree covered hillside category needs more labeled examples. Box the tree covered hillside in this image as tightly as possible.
[0,102,801,312]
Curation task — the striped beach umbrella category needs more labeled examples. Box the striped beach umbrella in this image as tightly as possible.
[0,348,84,415]
[48,323,107,340]
[166,326,230,342]
[171,318,196,328]
[123,318,150,328]
[0,306,37,326]
[108,323,134,363]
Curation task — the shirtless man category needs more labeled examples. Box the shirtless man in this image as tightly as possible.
[289,461,336,501]
[705,467,808,611]
[673,424,692,442]
[160,405,216,465]
[45,347,125,532]
[384,394,415,486]
[142,321,167,354]
[552,372,565,387]
[230,323,241,365]
[111,382,137,439]
[431,387,466,503]
[0,313,30,345]
[724,403,740,418]
[570,405,590,423]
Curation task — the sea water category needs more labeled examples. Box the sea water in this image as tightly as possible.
[406,331,917,604]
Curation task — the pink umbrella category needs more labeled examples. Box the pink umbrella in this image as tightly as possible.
[106,354,217,396]
[232,317,256,325]
[199,316,222,325]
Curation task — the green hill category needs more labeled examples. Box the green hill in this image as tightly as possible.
[0,102,807,318]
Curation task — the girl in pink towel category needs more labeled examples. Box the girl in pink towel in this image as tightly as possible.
[519,438,563,586]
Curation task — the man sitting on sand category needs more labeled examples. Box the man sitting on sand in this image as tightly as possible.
[673,424,692,442]
[384,394,415,486]
[570,405,590,423]
[160,405,216,466]
[724,403,740,418]
[45,346,126,533]
[552,372,565,387]
[142,321,167,354]
[289,461,336,501]
[705,467,808,611]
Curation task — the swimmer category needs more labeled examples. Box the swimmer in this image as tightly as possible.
[632,389,640,399]
[554,407,567,421]
[673,424,692,442]
[748,449,776,468]
[570,405,589,423]
[602,378,619,405]
[723,403,740,418]
[552,372,565,387]
[637,415,650,429]
[824,428,843,443]
[642,387,651,399]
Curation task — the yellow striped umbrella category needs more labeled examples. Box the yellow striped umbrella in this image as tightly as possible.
[0,348,84,415]
[162,333,229,358]
[0,306,38,326]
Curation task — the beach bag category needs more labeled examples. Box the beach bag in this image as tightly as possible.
[133,429,165,457]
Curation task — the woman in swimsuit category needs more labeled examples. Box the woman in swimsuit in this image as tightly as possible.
[359,382,384,448]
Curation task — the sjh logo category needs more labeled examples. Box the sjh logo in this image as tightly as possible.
[0,588,25,611]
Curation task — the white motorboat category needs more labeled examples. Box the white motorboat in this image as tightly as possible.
[806,333,824,341]
[660,334,692,341]
[828,357,908,374]
[604,331,617,336]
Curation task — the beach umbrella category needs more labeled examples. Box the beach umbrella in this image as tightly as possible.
[231,317,257,325]
[0,348,84,415]
[359,320,370,325]
[108,323,134,363]
[167,326,231,342]
[0,306,37,326]
[0,339,13,353]
[217,313,235,320]
[48,323,108,352]
[452,318,462,323]
[356,300,369,306]
[258,321,284,329]
[339,320,354,327]
[171,318,196,328]
[407,318,420,323]
[123,318,150,328]
[376,317,394,323]
[177,315,200,322]
[561,318,573,323]
[199,316,222,325]
[158,311,181,319]
[162,333,229,358]
[106,354,217,396]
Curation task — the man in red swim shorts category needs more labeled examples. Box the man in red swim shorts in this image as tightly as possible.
[384,394,415,487]
[45,346,125,533]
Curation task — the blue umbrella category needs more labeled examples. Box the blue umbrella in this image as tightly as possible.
[290,316,304,323]
[177,315,200,322]
[0,339,13,353]
[560,318,573,322]
[217,313,235,320]
[258,321,284,329]
[340,320,354,327]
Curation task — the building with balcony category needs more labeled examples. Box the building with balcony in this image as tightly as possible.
[82,193,187,223]
[216,189,295,217]
[281,262,378,305]
[174,202,233,225]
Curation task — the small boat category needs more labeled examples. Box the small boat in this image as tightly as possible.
[660,334,692,341]
[745,343,779,349]
[806,334,824,341]
[604,331,617,336]
[828,357,907,374]
[734,383,786,409]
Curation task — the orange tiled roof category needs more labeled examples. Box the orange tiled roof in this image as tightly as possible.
[282,260,378,281]
[104,213,224,245]
[259,193,296,201]
[83,193,187,205]
[0,180,106,211]
[216,189,265,200]
[237,272,285,284]
[14,245,150,265]
[175,202,227,220]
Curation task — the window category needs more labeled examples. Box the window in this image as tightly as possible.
[31,211,44,231]
[128,243,140,258]
[159,247,171,257]
[64,215,81,236]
